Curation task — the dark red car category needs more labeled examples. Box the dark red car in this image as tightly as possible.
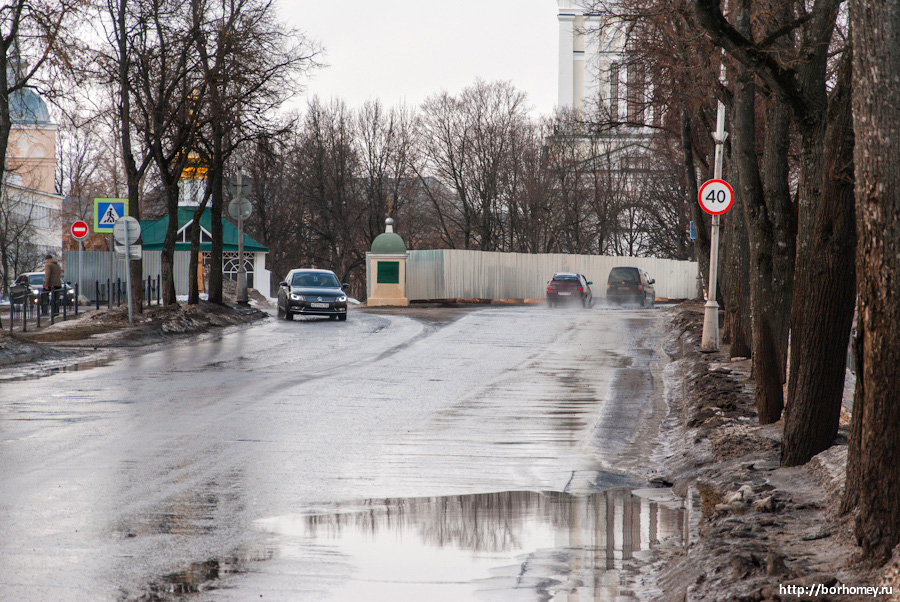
[546,273,593,308]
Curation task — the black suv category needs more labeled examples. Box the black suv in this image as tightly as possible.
[606,267,655,308]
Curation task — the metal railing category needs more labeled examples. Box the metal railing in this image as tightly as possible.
[3,275,162,333]
[93,275,162,310]
[5,286,78,333]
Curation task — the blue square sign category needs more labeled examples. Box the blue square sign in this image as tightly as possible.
[94,198,128,232]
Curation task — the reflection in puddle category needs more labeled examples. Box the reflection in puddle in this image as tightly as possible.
[252,488,685,601]
[0,356,115,382]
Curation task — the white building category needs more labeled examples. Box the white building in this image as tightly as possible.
[556,0,657,172]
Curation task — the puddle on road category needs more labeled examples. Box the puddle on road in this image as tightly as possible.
[263,488,685,601]
[143,488,686,601]
[0,355,115,382]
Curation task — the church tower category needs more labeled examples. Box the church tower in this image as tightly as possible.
[557,0,602,112]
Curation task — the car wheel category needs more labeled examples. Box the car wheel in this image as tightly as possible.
[338,313,347,321]
[277,301,284,320]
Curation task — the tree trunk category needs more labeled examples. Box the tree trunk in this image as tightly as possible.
[782,48,856,466]
[116,0,143,316]
[208,159,224,305]
[730,1,792,420]
[682,106,710,298]
[160,184,179,305]
[724,50,753,358]
[842,0,900,562]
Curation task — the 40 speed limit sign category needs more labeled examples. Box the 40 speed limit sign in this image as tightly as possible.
[698,179,734,215]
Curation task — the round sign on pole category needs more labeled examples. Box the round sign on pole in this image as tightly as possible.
[698,179,734,215]
[113,216,142,245]
[228,199,252,221]
[71,220,89,240]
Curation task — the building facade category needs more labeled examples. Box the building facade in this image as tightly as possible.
[555,0,657,175]
[4,85,63,264]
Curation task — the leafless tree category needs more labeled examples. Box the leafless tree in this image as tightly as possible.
[841,0,900,563]
[420,80,529,251]
[190,0,318,305]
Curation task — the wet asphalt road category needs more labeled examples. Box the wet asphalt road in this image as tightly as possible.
[0,303,682,601]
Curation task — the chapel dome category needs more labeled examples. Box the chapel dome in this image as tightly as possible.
[370,218,407,254]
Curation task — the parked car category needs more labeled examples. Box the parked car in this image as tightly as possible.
[15,272,76,304]
[277,269,349,321]
[606,266,655,308]
[546,273,593,308]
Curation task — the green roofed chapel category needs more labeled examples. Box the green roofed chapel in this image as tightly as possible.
[366,218,409,306]
[140,207,270,294]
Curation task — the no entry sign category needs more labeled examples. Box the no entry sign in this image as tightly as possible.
[698,179,734,215]
[71,220,89,240]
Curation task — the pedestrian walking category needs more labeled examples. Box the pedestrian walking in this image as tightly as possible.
[43,254,62,315]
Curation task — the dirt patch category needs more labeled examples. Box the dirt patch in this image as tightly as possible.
[644,302,898,602]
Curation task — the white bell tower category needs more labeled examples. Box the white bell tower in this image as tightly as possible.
[557,0,601,112]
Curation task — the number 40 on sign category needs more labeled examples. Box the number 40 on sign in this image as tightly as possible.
[698,179,734,215]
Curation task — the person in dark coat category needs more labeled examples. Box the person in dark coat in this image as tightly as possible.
[42,254,63,315]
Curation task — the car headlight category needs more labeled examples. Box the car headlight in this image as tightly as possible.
[336,295,347,303]
[290,293,305,301]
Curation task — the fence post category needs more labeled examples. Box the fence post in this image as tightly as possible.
[36,294,41,328]
[74,283,79,316]
[147,275,151,307]
[22,296,26,332]
[96,281,100,311]
[9,296,13,333]
[107,279,111,309]
[157,275,160,305]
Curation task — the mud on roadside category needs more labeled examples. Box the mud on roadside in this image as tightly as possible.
[644,302,899,602]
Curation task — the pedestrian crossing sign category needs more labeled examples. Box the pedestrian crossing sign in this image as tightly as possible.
[94,198,128,232]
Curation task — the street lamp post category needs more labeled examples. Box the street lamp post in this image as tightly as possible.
[236,166,248,305]
[700,98,728,352]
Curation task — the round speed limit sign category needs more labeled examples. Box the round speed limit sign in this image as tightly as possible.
[698,179,734,215]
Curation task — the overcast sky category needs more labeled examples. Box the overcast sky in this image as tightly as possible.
[281,1,560,117]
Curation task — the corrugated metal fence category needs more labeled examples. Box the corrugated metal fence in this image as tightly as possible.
[63,250,192,299]
[404,250,699,300]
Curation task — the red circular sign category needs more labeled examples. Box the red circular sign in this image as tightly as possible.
[698,179,734,215]
[71,220,89,239]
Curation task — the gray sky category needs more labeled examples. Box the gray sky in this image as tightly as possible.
[282,1,560,117]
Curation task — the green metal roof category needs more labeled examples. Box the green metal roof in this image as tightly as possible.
[370,232,406,254]
[140,207,268,252]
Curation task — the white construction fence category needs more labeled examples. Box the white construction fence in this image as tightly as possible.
[402,249,699,301]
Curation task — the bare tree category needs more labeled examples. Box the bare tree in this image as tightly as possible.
[0,0,81,291]
[841,0,900,563]
[190,0,318,305]
[420,80,528,251]
[693,0,856,466]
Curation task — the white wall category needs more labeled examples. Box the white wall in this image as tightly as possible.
[405,249,699,301]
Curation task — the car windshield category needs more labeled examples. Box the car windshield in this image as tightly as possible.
[291,272,340,288]
[28,274,44,286]
[609,268,639,283]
